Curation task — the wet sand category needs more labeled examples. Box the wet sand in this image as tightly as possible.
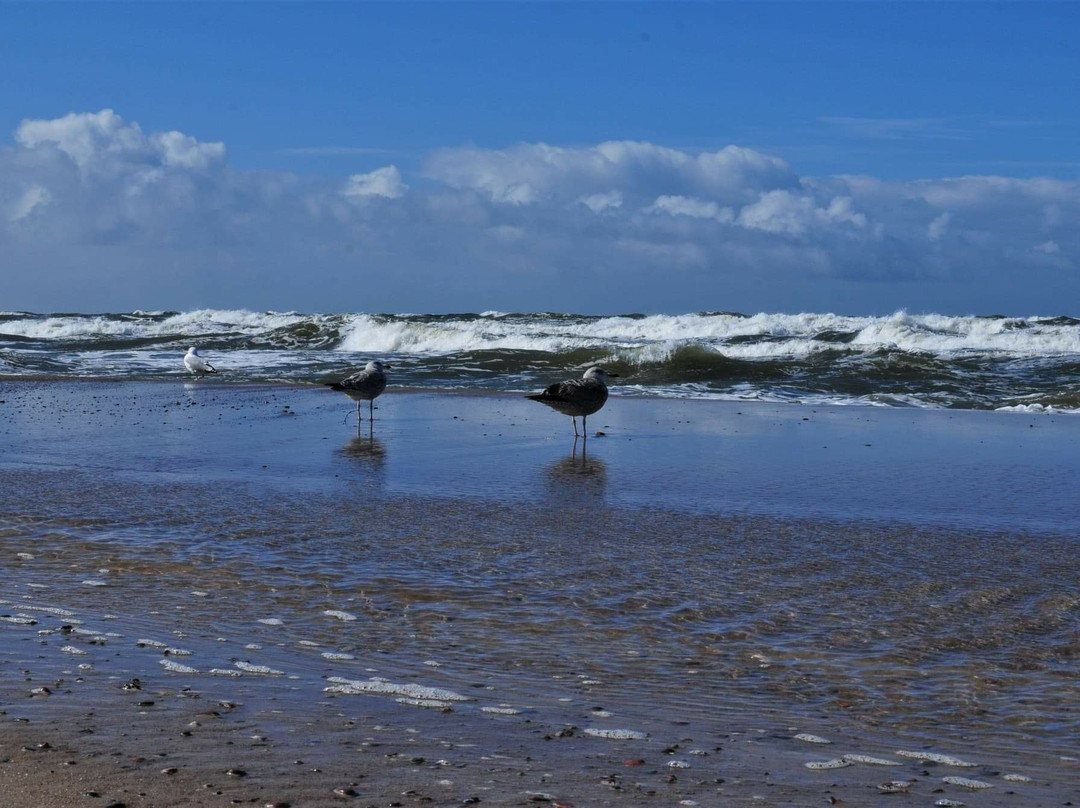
[2,379,1078,807]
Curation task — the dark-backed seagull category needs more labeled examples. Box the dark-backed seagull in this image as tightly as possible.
[526,366,618,437]
[327,360,390,422]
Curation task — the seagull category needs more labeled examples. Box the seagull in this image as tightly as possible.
[183,346,217,377]
[526,367,618,438]
[327,361,390,422]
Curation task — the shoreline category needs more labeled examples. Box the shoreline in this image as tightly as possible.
[3,379,1079,806]
[4,373,1080,414]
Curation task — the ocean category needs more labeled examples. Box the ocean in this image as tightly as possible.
[2,308,1080,411]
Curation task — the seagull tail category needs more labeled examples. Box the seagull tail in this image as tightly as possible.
[205,364,217,373]
[327,383,345,391]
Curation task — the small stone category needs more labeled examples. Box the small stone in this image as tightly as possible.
[226,768,247,777]
[162,767,178,775]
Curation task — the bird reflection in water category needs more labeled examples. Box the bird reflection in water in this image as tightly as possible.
[338,427,387,469]
[544,444,607,501]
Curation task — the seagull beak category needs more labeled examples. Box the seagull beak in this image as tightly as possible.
[608,373,620,378]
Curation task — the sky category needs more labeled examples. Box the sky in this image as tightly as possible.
[1,2,1078,316]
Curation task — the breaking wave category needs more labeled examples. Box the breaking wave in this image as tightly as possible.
[2,309,1079,410]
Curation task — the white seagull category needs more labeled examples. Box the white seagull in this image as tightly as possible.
[327,360,391,422]
[183,346,217,377]
[526,367,618,437]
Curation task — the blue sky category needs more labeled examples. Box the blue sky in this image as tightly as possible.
[1,2,1078,315]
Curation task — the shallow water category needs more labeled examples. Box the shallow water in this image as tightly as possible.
[2,381,1078,804]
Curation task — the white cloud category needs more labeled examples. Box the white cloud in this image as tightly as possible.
[16,109,225,176]
[424,140,798,206]
[737,191,867,236]
[342,166,407,200]
[928,212,951,241]
[578,190,623,213]
[9,185,50,221]
[2,110,1079,313]
[647,195,733,223]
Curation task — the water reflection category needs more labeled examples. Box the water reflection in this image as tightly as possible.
[544,442,607,501]
[337,433,387,476]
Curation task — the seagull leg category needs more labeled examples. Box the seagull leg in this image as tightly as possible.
[357,400,362,422]
[572,416,579,437]
[582,415,588,441]
[369,399,374,422]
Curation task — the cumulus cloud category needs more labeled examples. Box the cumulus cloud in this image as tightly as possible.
[647,195,733,222]
[342,166,407,200]
[1,109,1078,313]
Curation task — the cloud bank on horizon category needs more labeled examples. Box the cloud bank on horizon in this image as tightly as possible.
[2,110,1077,315]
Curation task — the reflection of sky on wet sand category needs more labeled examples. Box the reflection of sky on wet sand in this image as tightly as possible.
[3,381,1080,532]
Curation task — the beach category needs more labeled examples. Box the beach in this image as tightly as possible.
[2,379,1078,807]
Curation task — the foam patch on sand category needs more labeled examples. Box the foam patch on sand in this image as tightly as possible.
[323,610,358,621]
[582,728,647,740]
[325,676,469,702]
[481,706,521,715]
[896,750,976,767]
[59,645,87,655]
[805,758,852,770]
[794,733,831,744]
[21,605,76,617]
[396,697,453,709]
[321,652,355,661]
[942,776,993,790]
[235,661,284,675]
[160,659,199,674]
[843,754,899,766]
[258,618,284,626]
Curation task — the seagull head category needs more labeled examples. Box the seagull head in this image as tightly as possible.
[583,367,618,383]
[365,360,391,372]
[186,347,199,356]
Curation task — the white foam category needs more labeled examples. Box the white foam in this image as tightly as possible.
[805,758,852,770]
[321,652,355,661]
[396,697,452,709]
[59,645,87,655]
[325,676,469,702]
[843,754,899,766]
[942,776,993,790]
[258,618,284,626]
[1002,773,1031,783]
[20,605,76,617]
[234,661,284,675]
[159,659,198,674]
[323,610,358,622]
[895,750,976,767]
[582,728,647,740]
[794,733,831,744]
[481,706,520,715]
